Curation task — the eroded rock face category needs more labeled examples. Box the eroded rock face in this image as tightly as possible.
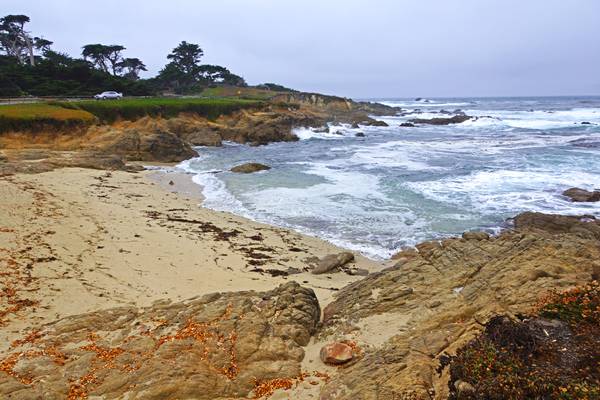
[562,187,600,202]
[0,282,320,400]
[318,213,600,400]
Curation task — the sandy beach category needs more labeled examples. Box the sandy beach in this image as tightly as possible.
[0,167,381,350]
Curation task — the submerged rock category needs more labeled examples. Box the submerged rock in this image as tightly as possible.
[562,187,600,202]
[230,162,271,173]
[355,132,365,137]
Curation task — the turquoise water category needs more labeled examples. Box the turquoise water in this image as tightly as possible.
[177,96,600,259]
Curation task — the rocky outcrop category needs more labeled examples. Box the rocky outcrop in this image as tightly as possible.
[409,114,471,125]
[0,282,320,399]
[106,129,197,162]
[165,118,223,146]
[318,213,600,399]
[562,187,600,202]
[230,162,271,173]
[513,212,600,240]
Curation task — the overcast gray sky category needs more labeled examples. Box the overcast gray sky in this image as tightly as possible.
[4,0,600,98]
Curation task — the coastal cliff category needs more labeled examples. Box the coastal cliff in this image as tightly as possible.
[0,93,397,175]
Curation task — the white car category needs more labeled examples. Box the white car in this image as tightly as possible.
[94,91,123,100]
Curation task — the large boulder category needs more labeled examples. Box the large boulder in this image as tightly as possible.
[311,252,355,274]
[0,282,321,399]
[136,130,198,162]
[230,163,271,174]
[86,125,197,163]
[562,187,600,202]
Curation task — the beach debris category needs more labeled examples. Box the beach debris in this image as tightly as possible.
[251,371,330,399]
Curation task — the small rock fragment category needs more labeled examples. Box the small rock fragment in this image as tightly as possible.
[454,380,475,394]
[320,342,354,365]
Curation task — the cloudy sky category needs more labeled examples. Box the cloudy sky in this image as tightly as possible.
[4,0,600,98]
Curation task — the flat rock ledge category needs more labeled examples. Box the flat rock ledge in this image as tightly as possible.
[0,282,320,400]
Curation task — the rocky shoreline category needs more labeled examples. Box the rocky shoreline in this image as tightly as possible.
[0,95,598,399]
[0,165,597,399]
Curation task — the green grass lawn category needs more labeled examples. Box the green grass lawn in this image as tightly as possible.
[0,97,265,131]
[200,86,282,100]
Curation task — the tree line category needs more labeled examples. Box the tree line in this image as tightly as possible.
[0,14,246,96]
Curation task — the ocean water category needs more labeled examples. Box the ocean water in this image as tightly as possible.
[176,96,600,259]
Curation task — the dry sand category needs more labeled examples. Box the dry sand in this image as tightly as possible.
[0,167,383,351]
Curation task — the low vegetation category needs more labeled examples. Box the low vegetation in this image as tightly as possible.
[61,97,263,123]
[200,86,282,100]
[0,97,264,131]
[444,281,599,399]
[0,103,96,132]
